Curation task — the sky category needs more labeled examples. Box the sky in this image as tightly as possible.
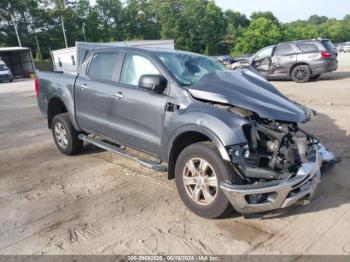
[215,0,350,22]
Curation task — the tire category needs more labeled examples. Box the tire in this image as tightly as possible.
[291,65,311,83]
[9,79,13,82]
[52,113,83,155]
[175,142,237,219]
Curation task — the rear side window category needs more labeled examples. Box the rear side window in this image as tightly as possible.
[322,40,336,51]
[88,52,119,81]
[296,43,319,53]
[274,45,295,56]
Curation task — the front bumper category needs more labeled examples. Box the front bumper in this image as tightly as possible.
[221,144,333,214]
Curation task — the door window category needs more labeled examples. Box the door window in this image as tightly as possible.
[274,45,295,56]
[296,43,318,53]
[254,46,274,60]
[120,54,160,86]
[88,52,119,81]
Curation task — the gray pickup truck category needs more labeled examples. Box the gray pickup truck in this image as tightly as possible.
[37,47,335,218]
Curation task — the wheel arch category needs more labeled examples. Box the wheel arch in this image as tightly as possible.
[166,126,231,180]
[47,96,68,129]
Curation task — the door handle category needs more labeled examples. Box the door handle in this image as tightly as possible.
[80,84,88,91]
[113,92,124,99]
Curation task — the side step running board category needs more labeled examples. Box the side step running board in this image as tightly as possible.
[79,134,167,172]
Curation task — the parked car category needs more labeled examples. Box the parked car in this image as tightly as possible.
[336,42,350,53]
[0,60,13,82]
[336,43,344,53]
[240,39,338,83]
[36,47,335,218]
[342,43,350,53]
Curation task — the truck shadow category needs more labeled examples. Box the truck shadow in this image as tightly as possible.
[268,70,350,82]
[80,144,105,155]
[317,70,350,81]
[226,112,350,220]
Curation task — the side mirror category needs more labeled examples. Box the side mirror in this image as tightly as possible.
[138,74,167,93]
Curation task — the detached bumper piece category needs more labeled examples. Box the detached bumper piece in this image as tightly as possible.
[221,144,333,214]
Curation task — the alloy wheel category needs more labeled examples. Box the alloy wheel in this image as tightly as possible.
[294,67,307,80]
[54,122,68,149]
[182,158,218,206]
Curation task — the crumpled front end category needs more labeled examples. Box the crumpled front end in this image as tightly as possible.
[220,118,335,214]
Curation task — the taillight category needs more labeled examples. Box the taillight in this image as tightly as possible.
[321,52,331,59]
[34,78,39,97]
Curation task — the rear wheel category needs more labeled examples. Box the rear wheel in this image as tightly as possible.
[52,113,83,155]
[291,65,311,83]
[175,142,236,219]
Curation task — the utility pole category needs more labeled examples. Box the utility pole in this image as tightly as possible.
[82,23,86,42]
[61,16,68,48]
[11,15,22,47]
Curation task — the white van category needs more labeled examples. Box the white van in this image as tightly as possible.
[0,60,13,82]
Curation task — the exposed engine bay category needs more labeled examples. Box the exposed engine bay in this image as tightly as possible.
[213,103,336,214]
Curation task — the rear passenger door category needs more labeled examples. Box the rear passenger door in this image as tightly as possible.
[75,51,122,138]
[271,44,297,76]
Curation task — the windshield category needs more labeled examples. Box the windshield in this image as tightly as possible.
[0,64,8,71]
[155,52,226,86]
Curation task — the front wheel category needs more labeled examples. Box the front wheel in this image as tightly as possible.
[175,142,236,219]
[52,113,83,155]
[291,65,311,83]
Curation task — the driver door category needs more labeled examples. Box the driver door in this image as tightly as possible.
[112,53,169,156]
[251,46,274,76]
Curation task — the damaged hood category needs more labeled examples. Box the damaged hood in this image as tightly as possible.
[188,69,307,123]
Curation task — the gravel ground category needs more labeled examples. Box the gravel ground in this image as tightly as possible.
[0,54,349,255]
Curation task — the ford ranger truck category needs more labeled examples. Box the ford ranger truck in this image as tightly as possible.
[36,47,335,218]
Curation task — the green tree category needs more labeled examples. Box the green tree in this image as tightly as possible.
[283,21,320,41]
[156,0,225,55]
[74,0,103,42]
[201,1,225,55]
[232,17,283,55]
[320,19,346,43]
[250,11,279,24]
[0,0,43,55]
[308,15,328,25]
[221,10,249,54]
[95,0,123,41]
[123,0,160,40]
